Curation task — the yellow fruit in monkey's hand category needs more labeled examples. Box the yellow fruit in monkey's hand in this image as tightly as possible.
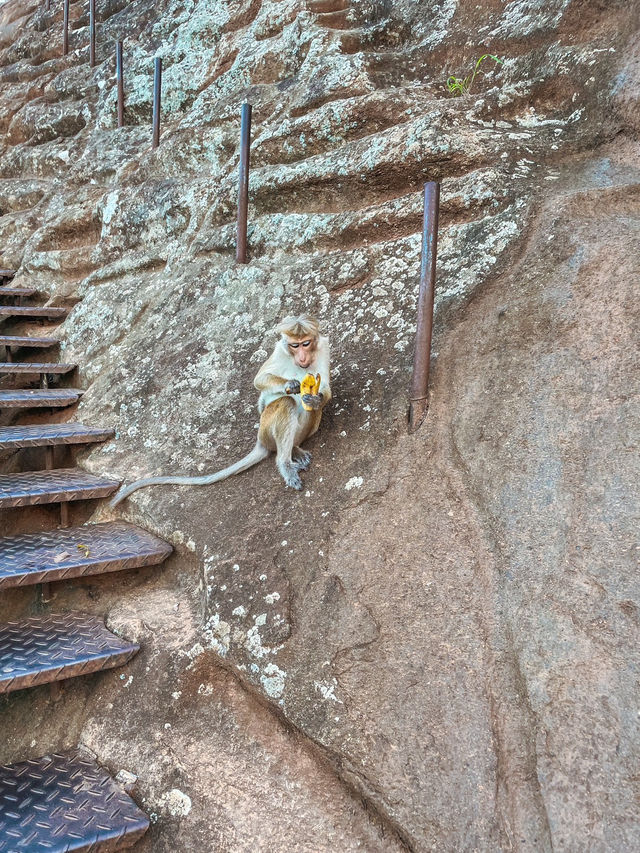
[300,373,321,410]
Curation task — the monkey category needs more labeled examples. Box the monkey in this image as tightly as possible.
[109,314,331,506]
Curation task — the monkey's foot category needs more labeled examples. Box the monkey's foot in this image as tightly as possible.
[292,448,312,471]
[279,463,303,490]
[285,472,303,490]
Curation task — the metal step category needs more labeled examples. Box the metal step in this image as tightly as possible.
[0,388,82,407]
[0,362,75,374]
[0,287,36,298]
[0,423,114,450]
[0,468,120,508]
[0,750,149,851]
[0,612,138,693]
[0,306,68,320]
[0,269,15,279]
[0,521,173,589]
[0,335,59,349]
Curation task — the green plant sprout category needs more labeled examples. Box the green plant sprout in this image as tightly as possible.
[446,54,504,97]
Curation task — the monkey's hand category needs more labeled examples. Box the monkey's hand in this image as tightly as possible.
[285,379,301,395]
[302,393,324,410]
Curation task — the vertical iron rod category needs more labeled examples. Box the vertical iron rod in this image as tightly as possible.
[116,40,124,127]
[40,432,52,605]
[89,0,96,67]
[235,102,252,264]
[152,57,162,149]
[47,0,51,10]
[49,681,63,702]
[408,181,440,433]
[63,0,69,55]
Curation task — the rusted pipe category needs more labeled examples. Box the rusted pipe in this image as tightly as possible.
[49,681,63,701]
[152,57,162,148]
[40,582,53,605]
[63,0,69,55]
[408,181,440,433]
[235,102,252,264]
[116,40,124,127]
[89,0,96,66]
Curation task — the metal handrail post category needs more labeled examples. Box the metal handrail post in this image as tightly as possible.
[408,181,440,433]
[63,0,69,55]
[152,57,162,148]
[235,102,252,264]
[89,0,96,66]
[116,41,124,127]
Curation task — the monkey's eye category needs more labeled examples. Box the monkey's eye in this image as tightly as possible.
[289,342,300,349]
[301,340,311,348]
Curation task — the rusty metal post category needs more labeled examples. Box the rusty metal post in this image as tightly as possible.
[116,40,124,127]
[89,0,96,67]
[49,681,63,702]
[152,57,162,149]
[235,102,252,264]
[40,434,53,604]
[40,582,53,604]
[63,0,69,55]
[408,181,440,433]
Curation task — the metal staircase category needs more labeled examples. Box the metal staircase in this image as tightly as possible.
[0,272,171,851]
[0,752,149,852]
[0,388,84,408]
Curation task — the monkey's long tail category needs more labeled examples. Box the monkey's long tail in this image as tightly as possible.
[109,443,270,508]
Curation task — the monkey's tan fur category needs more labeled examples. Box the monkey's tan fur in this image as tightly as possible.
[110,315,331,506]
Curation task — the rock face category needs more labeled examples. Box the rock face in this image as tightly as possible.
[0,0,639,850]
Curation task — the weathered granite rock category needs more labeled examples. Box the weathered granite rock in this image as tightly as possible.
[0,0,638,850]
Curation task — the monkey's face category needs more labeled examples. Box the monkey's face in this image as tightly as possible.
[286,335,316,369]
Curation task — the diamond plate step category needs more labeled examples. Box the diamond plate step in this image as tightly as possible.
[0,521,173,589]
[0,306,68,319]
[0,388,82,407]
[0,335,59,349]
[0,287,36,298]
[0,750,149,852]
[0,612,138,693]
[0,468,120,508]
[0,423,114,450]
[0,362,75,374]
